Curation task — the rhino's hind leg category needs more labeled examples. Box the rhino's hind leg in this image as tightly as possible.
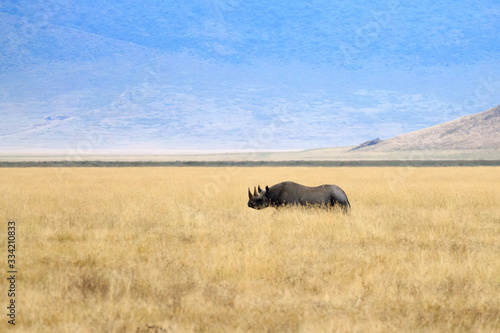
[331,198,350,214]
[341,202,350,214]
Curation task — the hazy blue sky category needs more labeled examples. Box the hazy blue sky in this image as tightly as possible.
[1,0,499,153]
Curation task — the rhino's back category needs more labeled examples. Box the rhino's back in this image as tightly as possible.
[274,181,336,204]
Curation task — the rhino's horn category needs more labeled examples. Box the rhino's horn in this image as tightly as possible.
[248,187,253,199]
[258,185,263,193]
[253,186,258,196]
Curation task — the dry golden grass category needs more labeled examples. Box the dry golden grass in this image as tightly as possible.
[0,167,499,332]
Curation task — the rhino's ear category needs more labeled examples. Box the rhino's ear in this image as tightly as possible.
[248,187,253,199]
[265,185,270,198]
[266,185,269,192]
[258,185,263,193]
[253,186,258,196]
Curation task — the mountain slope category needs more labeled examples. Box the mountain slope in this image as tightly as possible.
[357,105,500,151]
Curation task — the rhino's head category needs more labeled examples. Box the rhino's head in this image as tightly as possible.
[247,185,270,210]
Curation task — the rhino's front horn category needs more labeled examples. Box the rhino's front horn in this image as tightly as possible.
[254,186,258,197]
[258,185,263,193]
[248,187,253,199]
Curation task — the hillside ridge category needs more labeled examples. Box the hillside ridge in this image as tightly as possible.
[356,105,500,151]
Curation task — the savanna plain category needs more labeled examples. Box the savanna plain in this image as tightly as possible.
[1,166,499,333]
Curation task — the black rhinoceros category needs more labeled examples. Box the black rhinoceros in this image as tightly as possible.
[248,181,351,213]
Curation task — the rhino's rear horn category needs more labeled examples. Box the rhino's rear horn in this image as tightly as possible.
[253,186,258,197]
[248,187,253,199]
[258,185,263,193]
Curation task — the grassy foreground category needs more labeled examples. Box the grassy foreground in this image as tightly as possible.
[1,167,499,332]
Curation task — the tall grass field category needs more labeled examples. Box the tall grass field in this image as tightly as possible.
[1,167,499,332]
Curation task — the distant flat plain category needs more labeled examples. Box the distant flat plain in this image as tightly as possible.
[1,166,499,332]
[1,147,499,162]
